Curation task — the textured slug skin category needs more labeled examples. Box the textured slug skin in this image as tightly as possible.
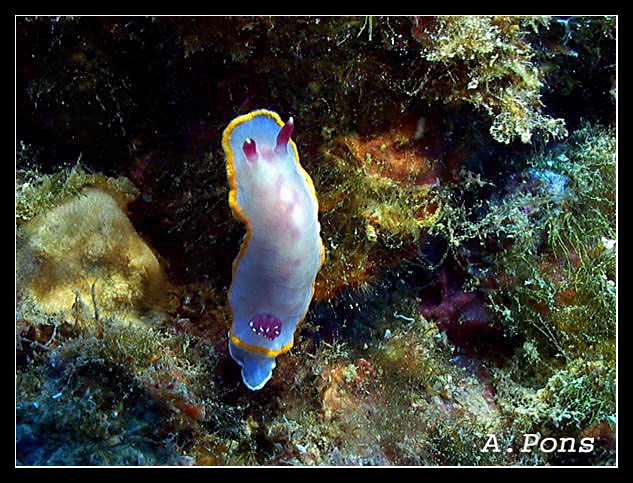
[222,109,325,390]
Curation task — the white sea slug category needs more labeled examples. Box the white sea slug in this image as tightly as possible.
[222,109,325,390]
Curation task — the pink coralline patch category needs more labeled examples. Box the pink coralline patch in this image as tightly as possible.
[419,271,507,357]
[419,271,486,329]
[341,114,442,188]
[319,358,376,422]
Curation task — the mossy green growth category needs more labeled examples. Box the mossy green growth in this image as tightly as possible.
[488,355,615,459]
[16,161,138,223]
[488,124,616,362]
[18,370,153,465]
[430,123,615,461]
[541,358,615,434]
[373,311,455,395]
[411,16,568,144]
[60,319,166,371]
[16,310,220,465]
[16,344,177,465]
[313,140,440,299]
[431,123,615,362]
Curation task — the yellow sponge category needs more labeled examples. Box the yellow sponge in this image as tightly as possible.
[17,188,167,325]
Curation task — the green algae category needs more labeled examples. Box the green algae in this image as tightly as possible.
[489,124,615,362]
[427,123,616,462]
[16,161,138,224]
[16,16,616,466]
[410,16,568,144]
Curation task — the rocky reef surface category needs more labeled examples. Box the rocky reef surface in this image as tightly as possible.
[16,16,616,466]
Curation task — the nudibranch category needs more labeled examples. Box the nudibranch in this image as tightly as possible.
[222,109,325,390]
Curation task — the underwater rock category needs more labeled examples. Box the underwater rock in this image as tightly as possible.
[418,270,510,358]
[15,16,616,467]
[16,188,167,325]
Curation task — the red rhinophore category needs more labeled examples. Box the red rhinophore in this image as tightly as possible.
[275,117,294,154]
[243,138,258,162]
[249,313,283,341]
